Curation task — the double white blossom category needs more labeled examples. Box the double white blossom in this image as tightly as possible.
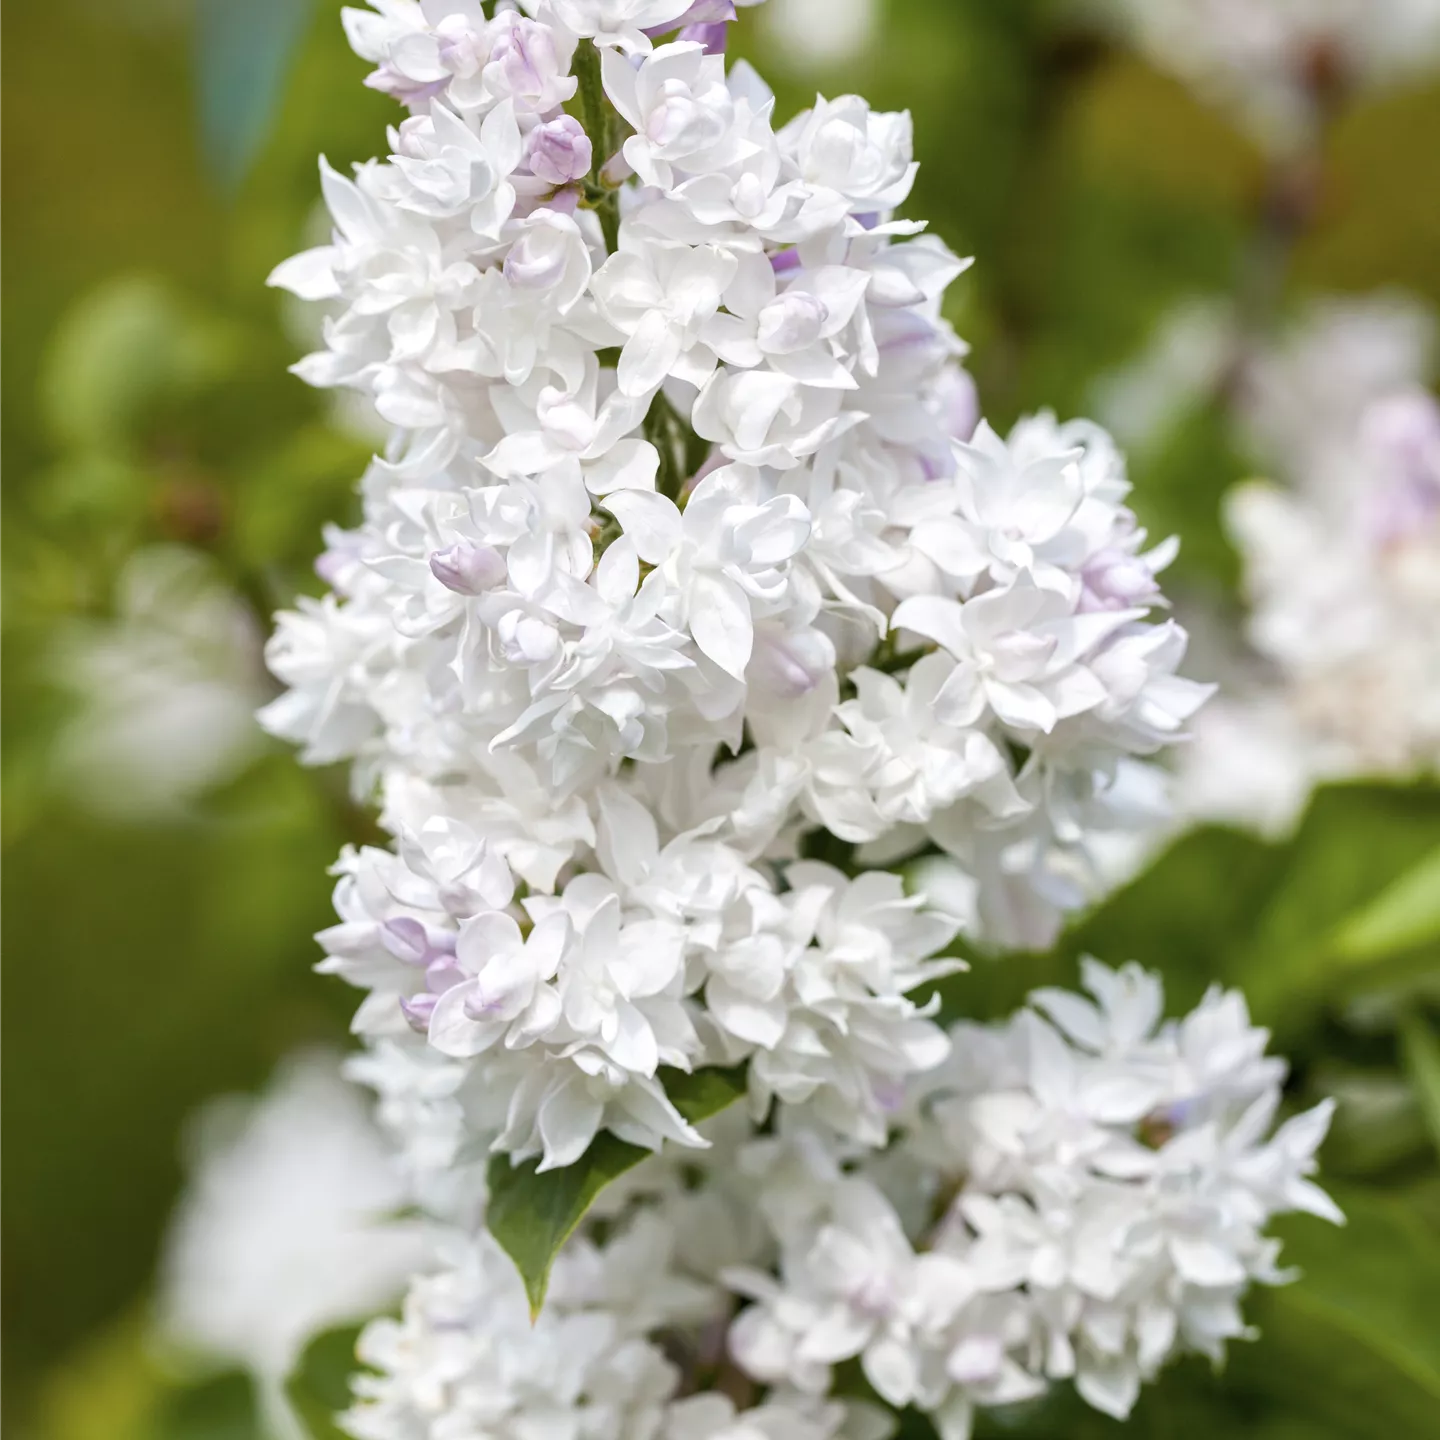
[726,962,1340,1438]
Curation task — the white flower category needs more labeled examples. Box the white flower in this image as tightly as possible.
[344,1225,683,1440]
[891,579,1132,737]
[482,9,580,116]
[776,94,917,215]
[727,1178,968,1407]
[725,961,1340,1435]
[536,0,698,54]
[156,1054,430,1440]
[604,41,743,191]
[692,367,854,468]
[591,233,737,396]
[373,100,522,235]
[704,251,870,389]
[606,466,811,679]
[664,1393,873,1440]
[804,655,1025,842]
[53,546,264,818]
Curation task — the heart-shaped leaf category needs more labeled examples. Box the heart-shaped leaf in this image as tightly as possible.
[486,1064,747,1317]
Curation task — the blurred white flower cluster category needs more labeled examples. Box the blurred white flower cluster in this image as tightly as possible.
[242,3,1338,1437]
[1100,295,1440,833]
[1092,0,1440,153]
[54,546,266,818]
[155,1054,431,1440]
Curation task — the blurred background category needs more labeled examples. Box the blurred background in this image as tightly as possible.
[4,1,1439,1437]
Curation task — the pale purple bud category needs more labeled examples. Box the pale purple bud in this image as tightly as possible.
[425,956,466,994]
[400,993,438,1033]
[770,247,803,275]
[430,542,506,594]
[484,16,573,112]
[525,115,592,186]
[434,12,488,77]
[935,365,979,443]
[949,1335,1004,1386]
[366,67,449,110]
[382,916,431,965]
[749,627,834,699]
[1079,547,1159,613]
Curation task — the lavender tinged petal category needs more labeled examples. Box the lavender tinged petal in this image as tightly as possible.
[679,21,730,52]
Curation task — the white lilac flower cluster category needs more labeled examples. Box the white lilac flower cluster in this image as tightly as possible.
[251,5,1337,1436]
[1091,0,1440,154]
[341,1128,893,1440]
[266,0,1210,1186]
[725,962,1340,1437]
[337,963,1336,1440]
[1108,296,1440,833]
[155,1054,431,1440]
[54,545,265,819]
[1225,303,1440,791]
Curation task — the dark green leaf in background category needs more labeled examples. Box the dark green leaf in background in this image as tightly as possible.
[286,1324,367,1440]
[153,1371,262,1440]
[1232,1188,1440,1437]
[1399,1012,1440,1160]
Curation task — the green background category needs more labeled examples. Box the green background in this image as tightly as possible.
[4,1,1439,1436]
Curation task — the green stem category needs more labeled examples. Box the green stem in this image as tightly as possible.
[869,641,933,675]
[573,43,621,254]
[644,390,694,503]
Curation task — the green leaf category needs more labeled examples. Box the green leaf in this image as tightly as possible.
[939,823,1286,1028]
[486,1064,748,1318]
[285,1324,367,1440]
[153,1371,262,1440]
[1333,848,1440,964]
[1229,783,1440,1032]
[1228,1187,1440,1438]
[196,0,318,191]
[1399,1011,1440,1159]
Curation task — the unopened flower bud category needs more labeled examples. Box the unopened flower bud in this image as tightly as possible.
[525,116,592,186]
[430,542,507,595]
[381,916,431,965]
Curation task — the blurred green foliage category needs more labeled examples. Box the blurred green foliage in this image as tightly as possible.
[4,1,1440,1437]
